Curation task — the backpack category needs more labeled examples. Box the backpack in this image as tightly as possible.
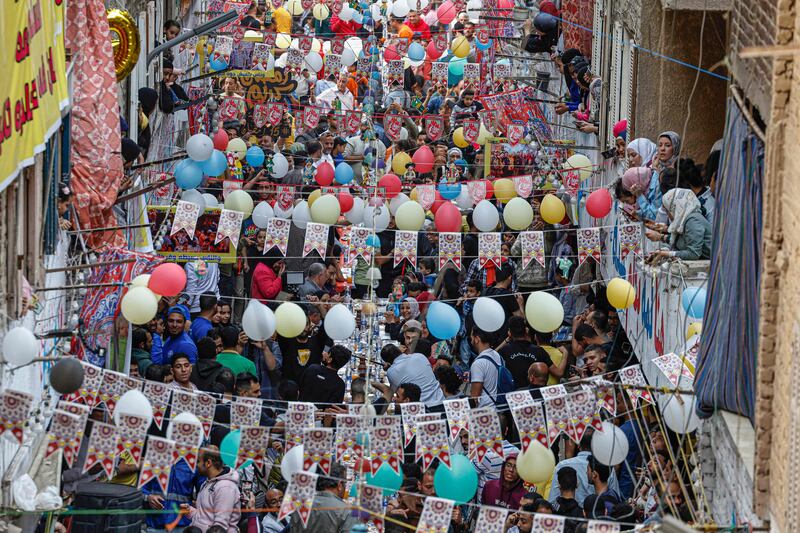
[476,353,515,406]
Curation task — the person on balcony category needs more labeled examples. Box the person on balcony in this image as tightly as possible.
[645,189,712,261]
[615,166,662,222]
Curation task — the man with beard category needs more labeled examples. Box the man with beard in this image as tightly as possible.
[163,305,198,363]
[298,345,351,405]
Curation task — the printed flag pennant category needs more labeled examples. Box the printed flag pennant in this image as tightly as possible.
[400,402,425,447]
[369,416,403,474]
[394,230,419,267]
[99,370,139,415]
[587,521,620,533]
[385,114,403,141]
[171,390,195,420]
[142,381,170,429]
[195,392,216,438]
[266,102,285,125]
[577,227,601,265]
[303,222,329,258]
[510,401,549,452]
[475,507,508,533]
[467,180,486,206]
[532,515,566,532]
[286,48,304,73]
[386,60,404,87]
[619,223,642,260]
[330,37,345,54]
[439,232,462,270]
[278,471,318,527]
[231,398,262,429]
[304,106,321,129]
[83,421,118,480]
[416,419,451,471]
[324,54,343,78]
[431,62,448,84]
[252,43,272,71]
[520,231,545,269]
[469,407,503,463]
[586,377,617,416]
[215,209,244,248]
[335,414,366,462]
[653,353,687,387]
[46,410,83,467]
[463,119,480,144]
[506,390,535,407]
[425,116,445,142]
[545,395,573,445]
[138,437,176,493]
[506,123,524,145]
[413,413,443,462]
[116,413,149,466]
[238,426,271,470]
[265,217,291,256]
[478,232,502,269]
[57,402,91,447]
[286,403,316,453]
[567,390,603,443]
[66,361,102,408]
[295,108,306,131]
[302,428,335,475]
[360,484,385,533]
[463,63,481,88]
[417,184,436,210]
[619,364,654,406]
[540,384,568,399]
[349,227,372,264]
[443,397,470,442]
[479,109,498,132]
[0,389,32,444]
[513,175,533,198]
[417,497,454,533]
[212,35,233,64]
[170,419,202,471]
[344,110,362,135]
[171,200,202,238]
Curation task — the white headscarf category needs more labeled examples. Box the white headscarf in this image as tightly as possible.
[662,188,702,242]
[627,138,657,167]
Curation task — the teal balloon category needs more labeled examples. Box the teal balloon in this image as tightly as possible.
[174,159,204,189]
[448,56,466,76]
[220,430,252,470]
[426,301,460,339]
[681,287,707,319]
[246,145,265,167]
[200,149,228,177]
[335,162,354,184]
[438,179,461,200]
[365,464,402,496]
[433,454,478,504]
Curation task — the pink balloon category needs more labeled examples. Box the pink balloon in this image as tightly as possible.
[586,188,613,218]
[338,190,354,212]
[384,45,400,61]
[148,263,187,297]
[412,146,435,174]
[430,190,446,214]
[212,129,229,151]
[435,202,461,232]
[378,173,402,199]
[496,0,513,10]
[426,41,444,60]
[436,1,457,24]
[315,162,335,186]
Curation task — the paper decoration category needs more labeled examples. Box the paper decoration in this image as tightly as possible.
[510,401,549,452]
[587,521,620,533]
[360,484,385,533]
[286,403,316,452]
[265,102,285,125]
[231,398,262,428]
[417,184,436,210]
[116,413,149,466]
[400,402,425,446]
[295,108,306,131]
[278,471,318,527]
[425,116,445,141]
[265,217,291,256]
[171,420,202,471]
[540,384,568,399]
[71,361,103,408]
[413,413,443,462]
[344,110,361,134]
[238,426,271,470]
[252,103,268,128]
[395,39,409,57]
[469,407,503,463]
[252,43,272,70]
[520,231,545,269]
[297,35,313,53]
[83,421,118,480]
[513,175,533,198]
[545,396,573,445]
[653,353,687,386]
[142,381,170,430]
[385,114,403,141]
[463,63,481,87]
[45,410,83,467]
[219,98,242,121]
[506,124,524,145]
[99,370,139,415]
[476,26,491,46]
[263,32,277,47]
[417,497,454,533]
[386,60,404,86]
[223,178,242,198]
[330,37,345,54]
[474,506,508,533]
[335,414,366,462]
[478,232,502,269]
[504,390,534,407]
[369,416,403,474]
[431,62,448,84]
[138,437,176,493]
[349,227,372,264]
[286,48,304,72]
[416,420,451,471]
[532,514,566,532]
[443,397,470,442]
[171,389,195,419]
[577,227,601,265]
[467,180,486,206]
[325,54,343,77]
[463,119,480,144]
[304,106,321,128]
[0,390,32,444]
[303,222,329,258]
[586,377,617,415]
[394,230,419,267]
[231,25,246,45]
[619,364,654,406]
[215,208,244,248]
[479,109,498,132]
[567,390,603,443]
[58,401,91,435]
[563,169,580,197]
[302,428,334,475]
[356,57,371,76]
[212,35,233,63]
[195,392,216,438]
[171,200,202,238]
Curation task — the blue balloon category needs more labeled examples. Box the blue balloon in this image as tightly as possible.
[408,42,426,62]
[366,234,381,248]
[454,158,468,168]
[681,287,707,319]
[433,455,478,504]
[438,179,462,200]
[209,57,228,72]
[200,149,228,177]
[475,38,493,51]
[220,430,252,470]
[335,162,354,184]
[245,145,265,168]
[426,301,460,339]
[448,56,466,76]
[175,159,204,189]
[352,11,364,24]
[365,464,402,496]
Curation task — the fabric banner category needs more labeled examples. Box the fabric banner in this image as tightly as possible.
[425,116,445,142]
[285,403,316,452]
[463,119,480,143]
[0,390,32,444]
[171,201,202,238]
[98,370,139,416]
[474,507,508,533]
[467,181,487,206]
[170,419,202,471]
[469,407,503,463]
[302,428,334,475]
[138,437,176,493]
[303,222,329,258]
[618,223,642,259]
[83,421,118,480]
[532,515,566,532]
[265,217,291,256]
[417,184,436,210]
[653,353,687,386]
[252,103,269,128]
[231,398,262,428]
[68,360,103,407]
[567,390,603,444]
[413,413,443,462]
[238,426,271,470]
[463,63,481,88]
[278,471,318,527]
[506,124,524,145]
[142,381,170,430]
[369,416,403,474]
[349,227,372,264]
[116,413,149,466]
[478,232,502,269]
[215,209,244,248]
[514,175,533,198]
[545,396,572,445]
[510,401,548,452]
[360,484,385,533]
[619,365,654,406]
[443,397,470,442]
[416,420,451,471]
[252,44,272,71]
[520,231,545,269]
[344,110,361,135]
[394,230,418,267]
[417,497,454,533]
[577,228,601,265]
[587,521,620,533]
[335,414,366,462]
[195,392,216,438]
[46,410,83,467]
[400,402,425,446]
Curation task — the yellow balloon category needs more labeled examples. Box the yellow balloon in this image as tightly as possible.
[503,197,533,230]
[540,194,565,224]
[121,287,159,325]
[525,291,563,333]
[453,127,468,148]
[516,441,556,484]
[395,201,426,231]
[392,152,412,175]
[286,0,303,15]
[686,322,703,340]
[494,178,517,204]
[224,189,255,217]
[130,274,150,288]
[607,278,635,309]
[563,153,593,180]
[276,33,292,49]
[409,187,418,202]
[476,124,491,145]
[310,193,341,224]
[308,188,322,207]
[107,9,141,81]
[227,138,247,160]
[450,35,470,58]
[275,302,307,337]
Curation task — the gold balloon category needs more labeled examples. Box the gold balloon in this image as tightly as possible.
[107,9,140,82]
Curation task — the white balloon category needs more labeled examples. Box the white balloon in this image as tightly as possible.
[392,0,410,17]
[304,51,323,73]
[252,201,275,228]
[202,193,219,208]
[280,444,317,482]
[473,297,506,332]
[167,412,204,447]
[292,200,311,229]
[591,421,629,466]
[406,0,429,10]
[274,202,294,219]
[2,327,39,366]
[114,389,153,427]
[242,300,277,341]
[660,393,701,434]
[455,186,474,210]
[186,133,214,162]
[341,48,357,67]
[131,274,150,288]
[345,196,365,224]
[324,304,356,340]
[345,37,363,57]
[466,0,482,22]
[272,152,289,179]
[473,199,499,232]
[363,204,390,232]
[181,189,206,212]
[338,4,354,21]
[370,1,388,21]
[389,193,410,215]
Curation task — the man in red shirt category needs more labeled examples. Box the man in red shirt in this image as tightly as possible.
[405,10,431,41]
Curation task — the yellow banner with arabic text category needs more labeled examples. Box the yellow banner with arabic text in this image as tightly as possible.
[0,0,69,192]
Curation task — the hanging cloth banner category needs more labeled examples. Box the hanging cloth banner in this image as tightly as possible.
[83,421,118,480]
[532,515,566,532]
[360,484,385,533]
[215,209,244,248]
[278,471,318,528]
[394,230,419,267]
[438,232,462,270]
[171,200,202,238]
[478,232,502,269]
[417,184,436,210]
[425,116,445,142]
[619,223,642,260]
[302,428,335,475]
[265,217,291,256]
[587,521,620,533]
[510,400,549,452]
[506,124,524,145]
[520,231,545,269]
[349,227,372,264]
[443,397,470,442]
[344,110,362,135]
[303,222,329,258]
[46,410,83,467]
[417,497,455,533]
[66,361,103,408]
[577,227,601,265]
[400,402,425,447]
[369,416,403,474]
[99,370,139,416]
[252,104,268,129]
[467,180,487,206]
[567,389,603,444]
[335,414,366,462]
[231,398,262,429]
[514,175,533,198]
[619,364,654,406]
[652,353,687,387]
[468,407,503,463]
[116,413,149,466]
[138,436,176,493]
[238,426,271,471]
[142,381,170,430]
[285,403,316,453]
[416,419,452,471]
[475,507,508,533]
[463,119,480,143]
[0,390,32,444]
[170,419,202,471]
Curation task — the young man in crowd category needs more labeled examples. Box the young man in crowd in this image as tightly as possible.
[189,292,218,343]
[169,353,197,391]
[163,305,198,363]
[183,447,241,531]
[298,345,352,404]
[216,326,257,376]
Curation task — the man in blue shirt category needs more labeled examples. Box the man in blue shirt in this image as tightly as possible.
[141,459,204,533]
[548,431,620,506]
[163,305,198,363]
[189,293,217,343]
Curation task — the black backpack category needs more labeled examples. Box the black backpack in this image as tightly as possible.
[70,482,143,533]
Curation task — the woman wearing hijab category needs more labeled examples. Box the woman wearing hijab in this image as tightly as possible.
[615,166,662,220]
[651,131,682,171]
[385,297,421,341]
[626,138,657,168]
[644,189,712,260]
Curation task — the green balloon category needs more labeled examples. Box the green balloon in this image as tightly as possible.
[220,430,253,470]
[448,57,466,76]
[365,463,402,496]
[433,454,478,504]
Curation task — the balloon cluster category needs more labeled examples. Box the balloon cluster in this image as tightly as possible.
[121,263,187,325]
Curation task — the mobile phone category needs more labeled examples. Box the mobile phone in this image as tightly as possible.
[601,147,616,160]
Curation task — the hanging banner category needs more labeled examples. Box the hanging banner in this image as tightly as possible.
[478,232,502,269]
[302,428,334,475]
[468,407,503,463]
[417,497,454,533]
[278,471,318,528]
[335,414,366,462]
[619,364,654,406]
[349,227,372,264]
[369,416,403,474]
[416,420,451,471]
[83,421,118,480]
[360,484,385,533]
[567,390,603,444]
[238,426,271,470]
[138,437,176,493]
[303,222,329,258]
[520,231,545,269]
[170,419,202,471]
[394,230,418,267]
[116,413,149,466]
[45,410,83,467]
[142,381,170,430]
[443,397,470,442]
[264,217,291,256]
[400,402,425,447]
[425,117,445,142]
[475,507,508,533]
[0,390,32,444]
[215,209,244,248]
[170,201,202,239]
[285,403,316,452]
[577,227,601,265]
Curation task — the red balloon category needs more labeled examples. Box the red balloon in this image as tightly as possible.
[437,0,457,24]
[315,162,335,186]
[378,173,402,199]
[412,146,435,174]
[430,190,446,213]
[338,190,354,213]
[426,41,443,60]
[148,263,187,297]
[586,188,612,218]
[384,45,400,61]
[484,179,494,199]
[435,202,462,232]
[497,0,513,10]
[212,129,229,151]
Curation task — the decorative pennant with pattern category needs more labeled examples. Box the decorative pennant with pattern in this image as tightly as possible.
[438,232,462,270]
[252,44,272,71]
[286,403,316,453]
[57,401,90,439]
[344,110,361,135]
[506,390,535,407]
[99,370,139,415]
[231,398,262,429]
[532,514,565,532]
[577,227,601,265]
[369,416,403,474]
[348,227,372,264]
[116,413,149,466]
[545,396,573,445]
[467,180,486,206]
[652,353,686,387]
[619,365,654,406]
[619,223,642,260]
[83,421,118,480]
[463,119,480,143]
[586,377,617,416]
[567,390,603,444]
[302,428,334,475]
[45,410,83,467]
[335,414,366,462]
[324,54,343,78]
[417,497,454,533]
[360,484,385,533]
[384,114,403,142]
[304,106,321,129]
[417,184,436,210]
[303,222,329,258]
[143,381,170,430]
[0,390,32,444]
[494,63,511,80]
[540,384,568,399]
[265,217,291,256]
[469,407,503,463]
[138,437,176,493]
[425,116,445,142]
[285,48,304,73]
[416,420,451,471]
[238,426,271,470]
[587,520,620,533]
[171,200,202,238]
[266,102,285,126]
[506,124,524,145]
[510,401,549,452]
[413,413,443,462]
[463,63,481,88]
[295,108,306,131]
[513,175,533,198]
[215,209,244,248]
[431,62,448,84]
[443,397,470,442]
[195,392,216,438]
[475,507,508,533]
[171,390,195,419]
[394,230,418,268]
[400,402,425,447]
[520,231,545,269]
[479,109,498,132]
[278,471,318,527]
[67,361,103,408]
[478,232,502,269]
[170,420,202,471]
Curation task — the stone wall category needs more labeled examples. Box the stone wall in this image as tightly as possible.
[729,0,778,117]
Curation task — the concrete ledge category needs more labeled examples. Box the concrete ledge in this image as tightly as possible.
[661,0,731,11]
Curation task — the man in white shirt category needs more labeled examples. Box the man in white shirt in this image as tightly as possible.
[344,119,386,182]
[315,73,355,111]
[379,344,445,408]
[469,328,502,407]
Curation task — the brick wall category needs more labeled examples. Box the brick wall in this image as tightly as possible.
[729,0,778,117]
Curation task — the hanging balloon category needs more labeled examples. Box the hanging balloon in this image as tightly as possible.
[316,162,335,186]
[292,200,311,229]
[338,190,354,213]
[186,134,214,162]
[586,188,613,218]
[227,138,247,160]
[212,129,229,151]
[324,304,356,340]
[2,327,40,366]
[686,322,703,340]
[363,205,391,232]
[220,430,252,470]
[49,358,85,395]
[121,286,159,324]
[503,197,534,230]
[681,287,707,319]
[540,194,566,224]
[313,3,330,19]
[202,193,219,209]
[591,421,630,466]
[342,47,358,66]
[455,186,473,210]
[433,454,478,504]
[174,159,204,189]
[516,441,556,484]
[272,152,289,179]
[466,0,482,21]
[200,150,228,177]
[426,41,444,60]
[388,193,410,215]
[304,51,324,73]
[450,35,470,58]
[392,0,410,16]
[310,194,341,224]
[245,145,266,168]
[476,124,492,145]
[436,0,457,23]
[473,199,499,232]
[448,57,466,78]
[395,201,426,231]
[660,393,700,434]
[131,274,150,288]
[407,42,426,61]
[438,180,461,200]
[225,189,255,217]
[345,196,365,224]
[107,9,141,81]
[365,464,403,496]
[525,291,564,332]
[426,302,461,339]
[242,300,277,341]
[606,278,635,309]
[335,162,354,184]
[563,153,593,180]
[493,178,517,203]
[275,302,307,338]
[252,201,275,229]
[378,173,402,199]
[286,0,304,15]
[473,297,505,332]
[392,152,412,175]
[308,188,322,208]
[412,145,434,174]
[181,189,206,211]
[276,33,292,49]
[452,127,468,148]
[149,263,187,296]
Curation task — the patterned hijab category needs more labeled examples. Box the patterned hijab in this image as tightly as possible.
[656,131,682,168]
[662,188,702,241]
